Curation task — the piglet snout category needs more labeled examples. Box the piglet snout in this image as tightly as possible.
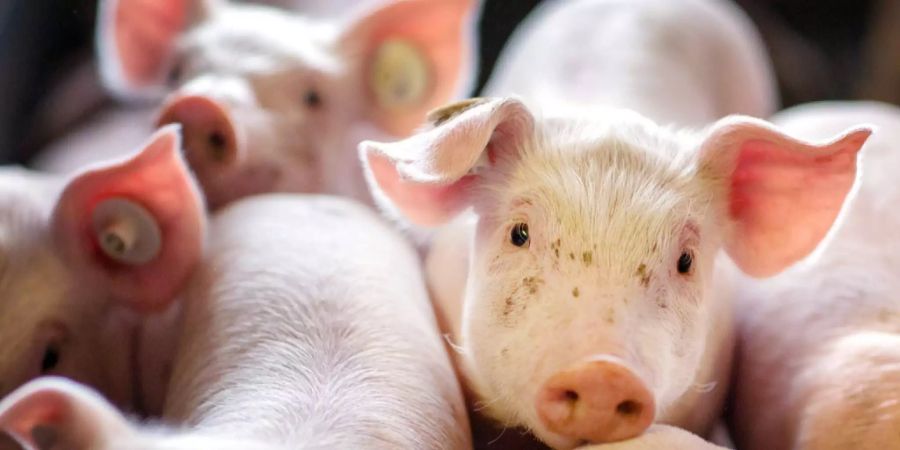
[157,95,243,167]
[536,357,655,444]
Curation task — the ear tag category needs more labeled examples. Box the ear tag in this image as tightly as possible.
[426,97,490,127]
[92,198,162,265]
[370,39,430,110]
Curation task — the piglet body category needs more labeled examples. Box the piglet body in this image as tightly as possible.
[730,101,900,450]
[482,0,777,126]
[0,195,471,450]
[164,195,471,448]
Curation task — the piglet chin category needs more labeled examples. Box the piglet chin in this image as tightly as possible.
[531,428,586,450]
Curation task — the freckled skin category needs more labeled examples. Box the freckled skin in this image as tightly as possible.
[582,251,593,266]
[636,264,652,288]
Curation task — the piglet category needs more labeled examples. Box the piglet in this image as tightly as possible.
[729,101,900,450]
[36,0,478,210]
[481,0,777,127]
[362,0,784,448]
[359,95,870,449]
[0,125,204,417]
[0,195,471,449]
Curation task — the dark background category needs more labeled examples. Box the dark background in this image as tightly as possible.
[1,0,898,165]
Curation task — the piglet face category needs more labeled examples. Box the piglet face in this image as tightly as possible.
[0,127,204,414]
[460,115,719,448]
[0,172,122,407]
[98,0,478,209]
[360,97,870,447]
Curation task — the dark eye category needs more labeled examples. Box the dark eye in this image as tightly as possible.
[167,60,183,86]
[510,223,529,247]
[40,344,60,373]
[677,251,693,275]
[303,89,322,109]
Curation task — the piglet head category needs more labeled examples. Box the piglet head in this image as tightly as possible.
[0,377,136,450]
[97,0,479,209]
[0,377,282,450]
[361,97,870,448]
[0,126,205,416]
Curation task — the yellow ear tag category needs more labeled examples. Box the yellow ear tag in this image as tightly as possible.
[370,39,430,111]
[426,97,490,126]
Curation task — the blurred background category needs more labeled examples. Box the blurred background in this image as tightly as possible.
[0,0,898,165]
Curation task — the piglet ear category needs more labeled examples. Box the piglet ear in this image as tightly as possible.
[96,0,219,99]
[0,377,132,450]
[52,125,207,313]
[698,116,872,277]
[341,0,480,136]
[360,97,532,226]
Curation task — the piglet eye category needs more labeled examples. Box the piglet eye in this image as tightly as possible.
[37,322,68,374]
[41,344,60,373]
[303,89,322,109]
[92,198,162,265]
[677,251,694,275]
[167,59,184,86]
[510,223,530,248]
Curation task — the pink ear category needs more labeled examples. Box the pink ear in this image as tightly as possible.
[360,97,532,226]
[699,116,872,277]
[0,377,131,450]
[53,125,207,313]
[342,0,479,136]
[97,0,216,98]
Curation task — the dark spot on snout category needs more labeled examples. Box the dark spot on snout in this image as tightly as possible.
[503,297,515,316]
[523,276,543,294]
[636,263,652,287]
[501,293,528,321]
[582,251,593,266]
[572,287,580,298]
[569,252,575,260]
[497,276,544,327]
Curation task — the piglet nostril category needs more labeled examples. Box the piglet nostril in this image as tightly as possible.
[207,131,228,162]
[616,399,643,417]
[564,390,579,403]
[156,94,242,168]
